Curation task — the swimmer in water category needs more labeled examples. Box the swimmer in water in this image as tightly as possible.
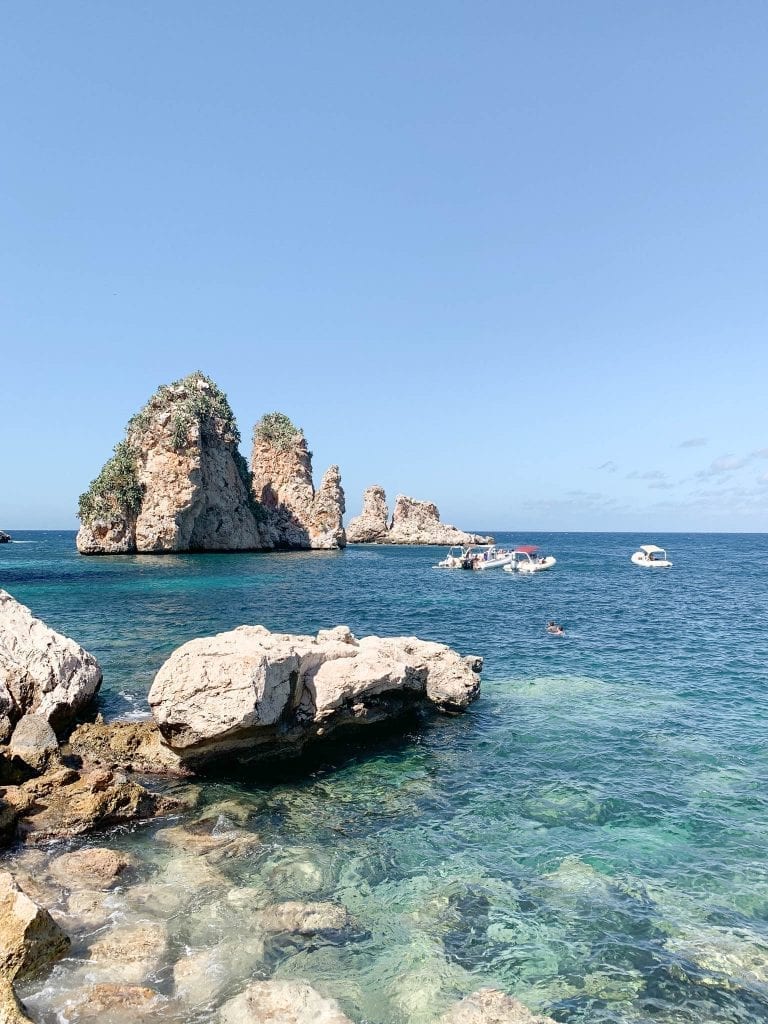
[546,620,564,636]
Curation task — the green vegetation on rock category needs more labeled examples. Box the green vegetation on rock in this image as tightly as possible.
[128,371,241,451]
[77,441,142,524]
[252,412,302,452]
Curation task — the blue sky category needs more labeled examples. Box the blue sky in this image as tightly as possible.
[2,1,767,531]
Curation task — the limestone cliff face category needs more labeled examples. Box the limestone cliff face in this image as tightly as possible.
[250,415,345,550]
[77,373,265,555]
[347,488,492,546]
[345,486,389,543]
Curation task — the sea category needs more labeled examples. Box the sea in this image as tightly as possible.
[2,531,768,1023]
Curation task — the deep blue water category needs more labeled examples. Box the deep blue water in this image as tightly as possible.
[3,531,768,1023]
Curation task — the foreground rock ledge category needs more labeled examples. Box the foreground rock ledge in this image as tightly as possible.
[148,625,482,768]
[0,590,102,741]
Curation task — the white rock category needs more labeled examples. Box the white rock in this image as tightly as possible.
[148,626,481,765]
[438,989,558,1023]
[0,592,102,734]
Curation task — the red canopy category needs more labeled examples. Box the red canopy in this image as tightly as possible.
[515,545,539,554]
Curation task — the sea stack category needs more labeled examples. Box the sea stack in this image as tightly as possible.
[76,373,265,554]
[250,413,346,550]
[347,487,492,545]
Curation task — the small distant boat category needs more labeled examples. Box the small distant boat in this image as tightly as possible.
[631,544,672,568]
[0,531,11,544]
[503,545,557,574]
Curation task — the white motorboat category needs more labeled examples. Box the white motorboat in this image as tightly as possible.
[469,545,515,570]
[503,545,557,574]
[435,545,467,569]
[631,544,672,568]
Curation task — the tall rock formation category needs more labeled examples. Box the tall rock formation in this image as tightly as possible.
[76,373,265,555]
[347,488,492,545]
[345,486,389,543]
[250,414,346,550]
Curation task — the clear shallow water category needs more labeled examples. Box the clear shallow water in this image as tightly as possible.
[3,532,768,1022]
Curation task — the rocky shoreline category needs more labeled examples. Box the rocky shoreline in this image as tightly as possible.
[0,590,566,1024]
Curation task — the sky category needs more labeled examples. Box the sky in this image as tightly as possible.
[2,1,768,532]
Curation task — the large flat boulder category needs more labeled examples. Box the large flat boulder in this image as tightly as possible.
[148,625,482,768]
[0,591,101,738]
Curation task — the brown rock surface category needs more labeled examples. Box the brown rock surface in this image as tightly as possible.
[49,847,135,891]
[66,719,186,775]
[0,870,69,981]
[2,766,177,845]
[0,978,33,1024]
[251,414,346,550]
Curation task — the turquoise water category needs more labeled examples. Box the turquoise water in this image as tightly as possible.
[3,532,768,1022]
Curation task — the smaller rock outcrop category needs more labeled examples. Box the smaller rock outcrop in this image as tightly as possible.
[255,901,352,936]
[219,980,353,1024]
[0,869,70,981]
[345,486,389,543]
[148,625,482,768]
[347,488,492,546]
[251,413,346,550]
[0,533,11,545]
[0,590,102,740]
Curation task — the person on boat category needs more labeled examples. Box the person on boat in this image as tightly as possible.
[546,621,564,636]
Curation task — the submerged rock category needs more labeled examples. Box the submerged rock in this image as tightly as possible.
[85,920,167,984]
[218,979,354,1024]
[48,847,136,891]
[438,989,558,1023]
[347,488,492,546]
[0,590,102,739]
[251,413,346,550]
[255,900,352,936]
[0,870,70,981]
[76,372,265,555]
[57,983,163,1022]
[148,625,482,768]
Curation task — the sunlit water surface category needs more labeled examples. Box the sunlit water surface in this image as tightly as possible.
[2,532,768,1023]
